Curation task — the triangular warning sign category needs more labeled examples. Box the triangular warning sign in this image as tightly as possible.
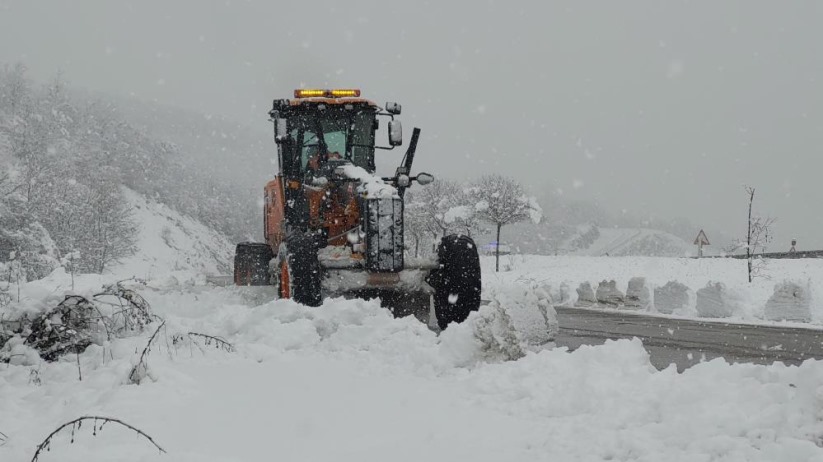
[694,229,710,246]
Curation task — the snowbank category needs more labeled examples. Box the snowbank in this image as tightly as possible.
[483,255,823,324]
[695,282,737,318]
[624,276,651,310]
[654,281,691,315]
[764,281,813,322]
[440,281,557,367]
[576,281,596,306]
[596,279,624,306]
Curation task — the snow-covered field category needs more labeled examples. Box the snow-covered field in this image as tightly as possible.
[3,255,823,460]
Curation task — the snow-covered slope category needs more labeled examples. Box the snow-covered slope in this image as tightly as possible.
[115,189,234,279]
[482,222,695,257]
[566,227,693,257]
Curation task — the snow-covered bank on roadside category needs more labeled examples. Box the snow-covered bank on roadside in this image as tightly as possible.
[114,188,234,280]
[2,278,823,461]
[485,255,823,324]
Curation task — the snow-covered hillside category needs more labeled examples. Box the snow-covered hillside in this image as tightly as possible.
[115,189,234,279]
[482,222,695,257]
[564,226,694,257]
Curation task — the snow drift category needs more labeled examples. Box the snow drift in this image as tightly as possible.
[3,272,823,461]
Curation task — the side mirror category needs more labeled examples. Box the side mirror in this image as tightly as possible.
[385,102,402,115]
[274,118,289,144]
[388,120,403,146]
[416,172,434,185]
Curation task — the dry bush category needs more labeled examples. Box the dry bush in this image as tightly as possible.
[30,415,165,462]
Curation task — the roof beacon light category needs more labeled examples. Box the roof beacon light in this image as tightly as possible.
[294,89,326,98]
[329,89,360,97]
[294,89,361,98]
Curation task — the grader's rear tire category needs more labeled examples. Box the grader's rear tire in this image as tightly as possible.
[429,234,482,330]
[234,243,274,286]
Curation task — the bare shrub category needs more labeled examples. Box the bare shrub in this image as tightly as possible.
[93,280,152,336]
[128,321,165,385]
[14,281,154,362]
[187,332,235,352]
[30,415,165,462]
[24,296,99,361]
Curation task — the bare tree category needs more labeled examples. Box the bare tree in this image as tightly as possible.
[403,193,429,258]
[443,185,485,238]
[412,179,462,251]
[469,174,541,272]
[82,180,138,274]
[725,186,775,282]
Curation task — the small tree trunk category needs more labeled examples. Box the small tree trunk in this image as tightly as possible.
[495,223,502,273]
[99,245,107,274]
[747,188,754,283]
[414,238,419,258]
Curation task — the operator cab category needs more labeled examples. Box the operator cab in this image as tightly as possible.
[270,89,403,180]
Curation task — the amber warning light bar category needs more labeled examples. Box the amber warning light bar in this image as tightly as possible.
[294,89,361,98]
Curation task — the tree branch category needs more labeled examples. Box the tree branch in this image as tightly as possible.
[31,415,165,462]
[128,320,165,385]
[187,332,235,353]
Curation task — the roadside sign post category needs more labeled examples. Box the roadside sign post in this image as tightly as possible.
[694,229,710,258]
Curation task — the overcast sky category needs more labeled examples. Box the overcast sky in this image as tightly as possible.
[1,0,822,248]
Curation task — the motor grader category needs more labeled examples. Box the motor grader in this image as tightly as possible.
[234,89,481,329]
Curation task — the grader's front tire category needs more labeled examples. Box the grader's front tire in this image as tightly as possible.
[429,234,482,330]
[286,234,323,307]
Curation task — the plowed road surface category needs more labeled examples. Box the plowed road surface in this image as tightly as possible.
[556,307,823,371]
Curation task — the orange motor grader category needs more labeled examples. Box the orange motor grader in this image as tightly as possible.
[234,89,481,329]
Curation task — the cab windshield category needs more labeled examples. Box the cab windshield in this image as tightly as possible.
[289,111,375,173]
